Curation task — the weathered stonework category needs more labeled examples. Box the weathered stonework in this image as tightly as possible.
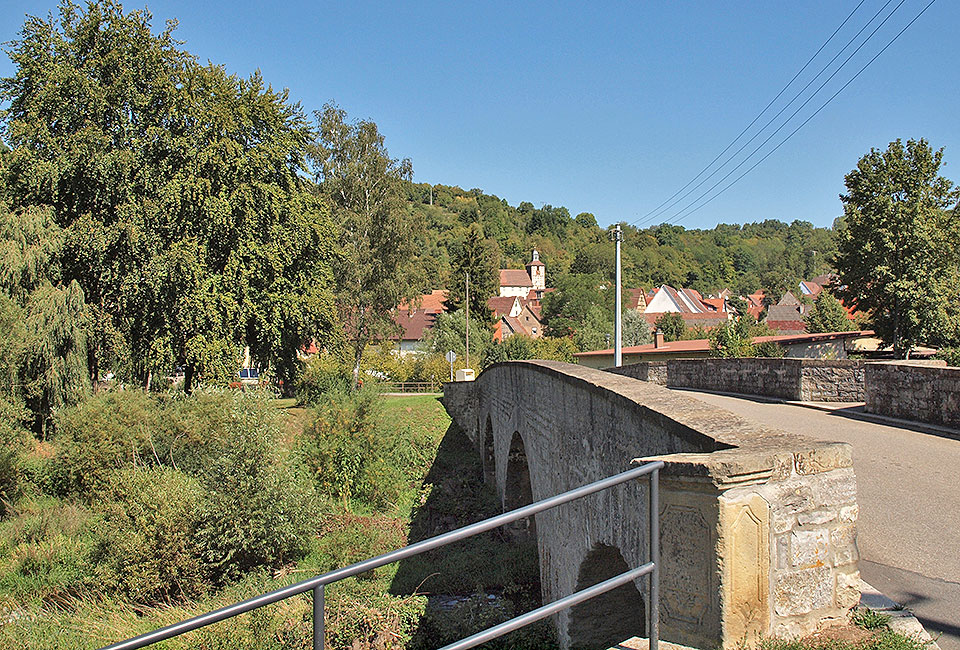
[442,361,860,650]
[864,361,958,429]
[608,359,865,402]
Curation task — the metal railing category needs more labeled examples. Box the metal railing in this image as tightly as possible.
[99,460,663,650]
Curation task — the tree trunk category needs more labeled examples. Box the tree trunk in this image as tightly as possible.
[184,364,196,395]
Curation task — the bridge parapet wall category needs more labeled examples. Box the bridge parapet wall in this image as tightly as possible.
[865,360,956,428]
[442,361,860,649]
[609,358,865,402]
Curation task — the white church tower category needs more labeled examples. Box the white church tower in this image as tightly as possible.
[525,249,546,292]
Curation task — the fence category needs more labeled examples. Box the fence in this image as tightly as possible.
[377,381,442,393]
[99,461,664,650]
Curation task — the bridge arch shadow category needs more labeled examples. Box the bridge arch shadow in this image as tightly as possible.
[482,415,495,485]
[503,430,536,540]
[568,544,646,650]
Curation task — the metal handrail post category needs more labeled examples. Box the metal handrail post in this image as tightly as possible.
[313,585,324,650]
[649,465,660,650]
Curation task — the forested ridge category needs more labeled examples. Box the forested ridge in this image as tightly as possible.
[402,180,839,297]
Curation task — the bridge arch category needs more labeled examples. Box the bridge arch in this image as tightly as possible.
[568,543,646,650]
[503,430,536,540]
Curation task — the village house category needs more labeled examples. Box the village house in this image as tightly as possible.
[573,330,875,369]
[493,250,550,340]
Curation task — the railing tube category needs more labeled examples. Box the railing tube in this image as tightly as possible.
[649,465,660,650]
[313,585,324,650]
[437,563,655,650]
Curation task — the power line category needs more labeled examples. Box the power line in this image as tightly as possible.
[630,0,870,229]
[654,0,909,226]
[634,0,907,230]
[663,0,939,226]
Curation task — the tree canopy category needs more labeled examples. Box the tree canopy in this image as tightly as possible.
[835,139,960,357]
[0,1,339,397]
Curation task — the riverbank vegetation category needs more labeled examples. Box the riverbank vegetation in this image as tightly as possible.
[0,388,550,649]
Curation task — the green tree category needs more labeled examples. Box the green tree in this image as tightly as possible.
[574,304,612,352]
[710,317,755,358]
[653,312,686,342]
[541,273,611,338]
[315,103,422,385]
[422,309,491,367]
[622,309,651,347]
[803,291,854,334]
[2,2,338,394]
[445,222,499,322]
[835,139,960,357]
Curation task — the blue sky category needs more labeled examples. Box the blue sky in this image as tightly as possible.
[2,1,957,229]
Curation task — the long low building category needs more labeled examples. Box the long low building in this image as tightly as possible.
[574,330,874,369]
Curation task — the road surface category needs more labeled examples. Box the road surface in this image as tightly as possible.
[675,390,960,650]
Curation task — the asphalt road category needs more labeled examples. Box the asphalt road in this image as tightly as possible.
[673,390,960,650]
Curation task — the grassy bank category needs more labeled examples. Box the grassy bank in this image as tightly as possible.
[0,390,552,650]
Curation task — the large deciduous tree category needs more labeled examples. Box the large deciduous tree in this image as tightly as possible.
[835,139,960,357]
[314,103,422,385]
[1,1,337,394]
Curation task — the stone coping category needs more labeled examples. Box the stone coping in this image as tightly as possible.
[483,360,852,484]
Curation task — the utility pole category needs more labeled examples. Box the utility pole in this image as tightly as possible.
[613,224,623,367]
[465,273,470,369]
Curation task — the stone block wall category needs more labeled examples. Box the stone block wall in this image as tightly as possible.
[865,361,958,428]
[799,361,865,402]
[608,358,865,402]
[666,358,803,399]
[440,380,479,444]
[607,361,668,385]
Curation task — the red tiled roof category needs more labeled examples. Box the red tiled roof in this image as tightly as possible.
[644,312,730,327]
[700,297,725,312]
[502,315,528,337]
[400,289,448,313]
[487,296,517,319]
[525,287,555,302]
[500,269,532,287]
[389,309,438,341]
[766,320,807,334]
[574,330,873,358]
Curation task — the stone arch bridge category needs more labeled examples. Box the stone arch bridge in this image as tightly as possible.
[441,361,860,650]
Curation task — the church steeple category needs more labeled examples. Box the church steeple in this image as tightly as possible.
[525,249,545,291]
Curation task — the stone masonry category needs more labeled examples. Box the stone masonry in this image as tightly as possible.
[442,361,860,650]
[608,358,865,402]
[865,361,957,428]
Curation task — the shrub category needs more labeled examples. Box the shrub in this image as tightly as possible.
[300,389,393,510]
[298,354,354,403]
[53,390,168,498]
[755,341,786,357]
[0,496,98,601]
[92,467,206,604]
[935,347,960,367]
[0,395,31,514]
[195,398,319,583]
